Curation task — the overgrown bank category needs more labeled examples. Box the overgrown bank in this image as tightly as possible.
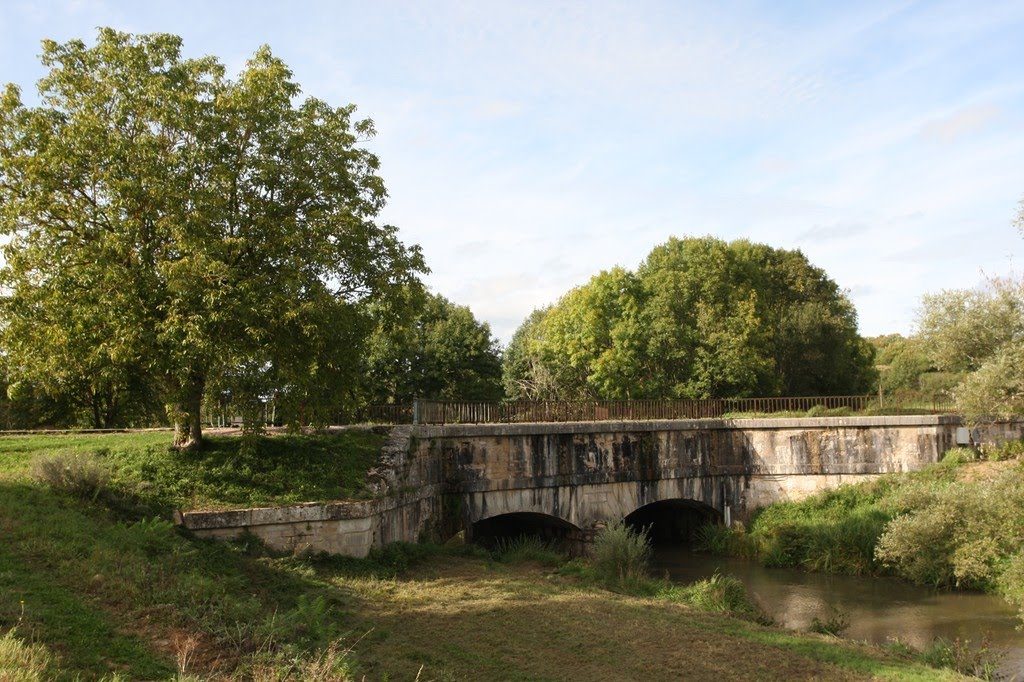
[700,443,1024,626]
[0,431,970,680]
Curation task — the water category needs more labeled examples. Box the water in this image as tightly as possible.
[651,548,1024,678]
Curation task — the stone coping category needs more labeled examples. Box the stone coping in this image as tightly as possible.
[176,498,377,530]
[177,482,445,531]
[412,414,964,438]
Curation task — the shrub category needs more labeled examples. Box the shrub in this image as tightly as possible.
[939,447,975,465]
[31,450,109,499]
[921,636,1001,680]
[591,520,651,588]
[876,467,1024,591]
[986,438,1024,461]
[997,551,1024,624]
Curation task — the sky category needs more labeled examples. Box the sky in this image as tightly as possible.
[2,0,1023,343]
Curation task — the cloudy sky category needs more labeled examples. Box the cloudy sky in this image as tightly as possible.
[3,1,1023,342]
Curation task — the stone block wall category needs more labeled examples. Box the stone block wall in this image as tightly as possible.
[178,416,1024,557]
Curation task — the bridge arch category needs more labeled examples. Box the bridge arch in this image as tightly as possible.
[470,511,583,552]
[624,499,721,546]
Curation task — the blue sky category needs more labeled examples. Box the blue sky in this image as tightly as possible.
[3,1,1023,342]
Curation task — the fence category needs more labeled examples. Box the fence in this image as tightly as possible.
[409,395,957,425]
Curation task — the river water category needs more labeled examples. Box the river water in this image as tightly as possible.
[651,548,1024,679]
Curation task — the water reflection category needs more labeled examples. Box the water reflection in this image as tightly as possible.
[651,547,1024,678]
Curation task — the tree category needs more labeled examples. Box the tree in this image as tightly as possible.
[916,274,1024,419]
[0,29,425,447]
[502,306,558,400]
[503,236,875,400]
[364,292,503,403]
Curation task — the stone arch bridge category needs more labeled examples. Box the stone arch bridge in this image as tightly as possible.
[180,415,1021,557]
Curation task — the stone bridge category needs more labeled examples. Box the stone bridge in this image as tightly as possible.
[180,415,1022,556]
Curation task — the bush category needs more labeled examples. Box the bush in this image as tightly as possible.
[876,466,1024,591]
[921,636,1001,680]
[985,438,1024,461]
[591,520,651,588]
[939,447,976,465]
[999,551,1024,620]
[31,450,109,499]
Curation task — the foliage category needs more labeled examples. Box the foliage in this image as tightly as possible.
[868,334,960,406]
[731,483,893,575]
[591,519,652,588]
[503,236,876,400]
[491,536,565,567]
[875,463,1024,590]
[364,291,503,404]
[502,307,559,400]
[0,29,425,447]
[920,637,1002,680]
[704,456,1024,631]
[666,573,769,623]
[916,275,1024,420]
[30,450,109,500]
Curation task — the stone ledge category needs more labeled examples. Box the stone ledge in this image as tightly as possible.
[412,414,964,438]
[178,482,445,531]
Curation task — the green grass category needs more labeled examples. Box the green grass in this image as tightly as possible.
[1,429,386,511]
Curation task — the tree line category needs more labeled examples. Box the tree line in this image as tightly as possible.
[1,29,1018,445]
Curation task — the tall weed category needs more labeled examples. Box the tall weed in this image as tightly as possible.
[668,573,769,623]
[0,628,54,681]
[492,536,565,566]
[920,636,1002,680]
[592,520,652,588]
[31,450,109,499]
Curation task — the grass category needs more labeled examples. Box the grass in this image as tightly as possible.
[3,429,386,512]
[0,431,979,680]
[491,535,565,567]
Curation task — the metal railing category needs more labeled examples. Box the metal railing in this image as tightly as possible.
[409,395,957,425]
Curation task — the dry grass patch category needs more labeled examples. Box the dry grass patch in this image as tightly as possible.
[334,556,872,682]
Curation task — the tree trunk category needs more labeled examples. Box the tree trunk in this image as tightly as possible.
[170,373,205,450]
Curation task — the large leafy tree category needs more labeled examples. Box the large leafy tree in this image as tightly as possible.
[917,273,1024,420]
[504,236,875,400]
[0,30,424,447]
[364,292,503,404]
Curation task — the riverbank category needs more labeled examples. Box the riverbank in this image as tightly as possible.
[700,445,1024,628]
[0,431,967,680]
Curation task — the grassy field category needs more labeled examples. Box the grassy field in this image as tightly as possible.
[0,432,972,680]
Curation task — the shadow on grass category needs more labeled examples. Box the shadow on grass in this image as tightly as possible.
[0,481,381,679]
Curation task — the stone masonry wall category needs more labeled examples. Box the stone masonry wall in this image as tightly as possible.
[179,416,1024,557]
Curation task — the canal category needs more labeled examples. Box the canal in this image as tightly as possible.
[652,547,1024,678]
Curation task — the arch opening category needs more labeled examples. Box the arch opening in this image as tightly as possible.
[624,499,721,547]
[470,512,581,553]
